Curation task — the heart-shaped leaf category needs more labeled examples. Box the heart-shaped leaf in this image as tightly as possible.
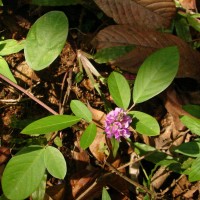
[133,46,179,103]
[44,146,67,179]
[108,71,131,109]
[24,11,68,70]
[2,146,46,200]
[21,115,81,135]
[129,111,160,136]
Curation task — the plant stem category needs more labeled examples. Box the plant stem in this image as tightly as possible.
[0,73,58,115]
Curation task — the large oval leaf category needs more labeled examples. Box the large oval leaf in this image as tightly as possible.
[24,11,68,70]
[182,104,200,118]
[70,100,92,122]
[44,146,67,179]
[129,111,160,136]
[189,157,200,182]
[108,71,130,109]
[21,115,81,135]
[80,123,97,150]
[0,56,17,83]
[133,46,179,103]
[2,146,46,200]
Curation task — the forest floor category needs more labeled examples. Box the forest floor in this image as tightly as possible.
[1,1,200,200]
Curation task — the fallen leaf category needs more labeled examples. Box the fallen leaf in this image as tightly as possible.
[0,146,10,165]
[46,183,66,200]
[180,0,197,11]
[93,25,200,81]
[94,0,176,29]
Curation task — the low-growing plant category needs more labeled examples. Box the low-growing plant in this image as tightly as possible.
[0,1,200,200]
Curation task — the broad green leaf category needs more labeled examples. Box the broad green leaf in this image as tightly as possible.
[102,187,111,200]
[108,72,131,109]
[30,0,82,6]
[180,115,200,135]
[24,11,68,70]
[0,0,3,6]
[110,137,119,158]
[80,123,97,149]
[189,157,200,182]
[133,46,179,103]
[94,45,135,64]
[70,100,92,122]
[129,111,160,136]
[0,57,17,83]
[0,195,8,200]
[44,146,67,179]
[174,141,200,157]
[21,115,81,135]
[31,173,47,200]
[182,104,200,118]
[2,146,46,200]
[0,39,25,56]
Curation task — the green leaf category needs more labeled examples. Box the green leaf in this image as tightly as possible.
[24,11,68,70]
[44,146,67,179]
[110,137,119,158]
[134,142,179,168]
[2,146,46,200]
[189,157,200,182]
[94,45,135,64]
[180,115,200,135]
[0,0,3,6]
[102,187,111,200]
[30,0,82,6]
[182,104,200,118]
[129,111,160,136]
[133,46,179,103]
[174,141,200,157]
[70,100,92,122]
[80,123,97,149]
[31,173,47,200]
[187,15,200,32]
[0,56,17,83]
[0,39,25,56]
[21,115,81,135]
[108,72,131,109]
[54,136,63,147]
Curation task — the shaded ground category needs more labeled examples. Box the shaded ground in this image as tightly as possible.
[0,1,200,200]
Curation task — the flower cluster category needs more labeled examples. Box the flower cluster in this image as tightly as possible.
[105,107,132,141]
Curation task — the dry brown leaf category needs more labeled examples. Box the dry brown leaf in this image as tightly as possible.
[180,0,197,11]
[46,183,66,200]
[93,25,200,81]
[94,0,176,29]
[0,147,10,165]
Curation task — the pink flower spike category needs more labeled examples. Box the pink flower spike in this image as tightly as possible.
[104,107,132,141]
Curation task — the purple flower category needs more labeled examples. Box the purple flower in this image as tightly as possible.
[105,107,132,141]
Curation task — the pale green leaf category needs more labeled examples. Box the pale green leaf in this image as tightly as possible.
[129,111,160,136]
[0,56,17,83]
[0,39,25,56]
[2,146,46,200]
[102,187,111,200]
[44,146,67,179]
[80,123,97,149]
[24,11,68,70]
[174,141,200,157]
[94,45,135,64]
[70,100,92,122]
[108,72,131,109]
[54,136,63,147]
[182,104,200,118]
[30,0,82,6]
[189,157,200,182]
[133,46,179,103]
[21,115,81,135]
[31,173,47,200]
[180,115,200,135]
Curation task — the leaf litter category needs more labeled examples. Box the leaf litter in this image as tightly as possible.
[0,0,200,199]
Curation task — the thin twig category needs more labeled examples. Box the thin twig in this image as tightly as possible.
[104,161,155,197]
[0,73,58,115]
